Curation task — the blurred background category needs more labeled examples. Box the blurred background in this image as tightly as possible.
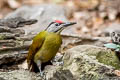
[0,0,120,37]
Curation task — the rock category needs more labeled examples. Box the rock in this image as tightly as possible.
[63,45,120,80]
[0,69,42,80]
[0,17,37,28]
[1,45,120,80]
[0,50,27,66]
[103,22,120,36]
[42,64,75,80]
[49,69,75,80]
[5,4,73,35]
[0,66,75,80]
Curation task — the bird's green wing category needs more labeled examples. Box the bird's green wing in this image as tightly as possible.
[27,31,47,70]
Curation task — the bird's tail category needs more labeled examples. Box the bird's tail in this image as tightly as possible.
[30,61,40,73]
[28,60,52,73]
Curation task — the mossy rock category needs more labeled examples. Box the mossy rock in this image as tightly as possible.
[63,45,120,79]
[96,50,120,69]
[68,45,120,69]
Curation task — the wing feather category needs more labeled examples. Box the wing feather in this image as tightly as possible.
[27,31,47,70]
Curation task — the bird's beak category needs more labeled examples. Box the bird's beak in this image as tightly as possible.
[63,22,77,27]
[56,22,76,34]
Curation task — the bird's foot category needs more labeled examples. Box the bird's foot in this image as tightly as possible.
[40,71,44,77]
[37,71,46,80]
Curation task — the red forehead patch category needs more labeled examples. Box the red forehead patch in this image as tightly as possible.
[55,20,63,23]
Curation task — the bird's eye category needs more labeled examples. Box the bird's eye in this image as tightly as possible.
[112,32,115,36]
[55,23,60,26]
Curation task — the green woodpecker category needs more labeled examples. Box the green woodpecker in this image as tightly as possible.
[27,20,76,76]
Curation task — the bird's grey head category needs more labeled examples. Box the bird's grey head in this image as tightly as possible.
[45,20,76,33]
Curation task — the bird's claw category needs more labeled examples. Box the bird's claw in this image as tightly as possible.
[40,71,44,76]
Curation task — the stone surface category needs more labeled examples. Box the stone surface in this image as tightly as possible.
[0,17,37,28]
[0,69,42,80]
[0,66,75,80]
[44,65,75,80]
[0,45,120,80]
[63,45,120,80]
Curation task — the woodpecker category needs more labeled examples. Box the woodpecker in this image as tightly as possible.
[27,20,76,76]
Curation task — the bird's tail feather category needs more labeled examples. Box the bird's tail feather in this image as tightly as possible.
[29,60,53,73]
[30,61,40,73]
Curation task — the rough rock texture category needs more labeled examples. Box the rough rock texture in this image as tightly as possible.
[0,17,37,28]
[44,65,75,80]
[0,45,120,80]
[63,45,120,80]
[0,51,26,66]
[0,69,42,80]
[0,66,75,80]
[5,4,73,35]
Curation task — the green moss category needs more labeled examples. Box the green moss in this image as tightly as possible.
[81,46,120,69]
[63,45,120,79]
[96,50,120,69]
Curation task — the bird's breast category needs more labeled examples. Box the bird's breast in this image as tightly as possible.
[35,33,62,63]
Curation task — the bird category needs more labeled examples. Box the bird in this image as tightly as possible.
[27,20,76,76]
[111,31,120,45]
